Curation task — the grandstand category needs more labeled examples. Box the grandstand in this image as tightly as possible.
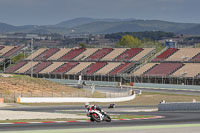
[165,48,200,62]
[15,62,39,74]
[143,63,184,77]
[59,48,86,61]
[152,48,178,62]
[66,62,93,75]
[95,62,121,75]
[39,62,65,74]
[73,48,99,61]
[52,62,79,74]
[6,61,27,73]
[191,53,200,62]
[101,48,127,61]
[47,48,71,61]
[114,48,143,61]
[131,48,200,85]
[26,48,47,60]
[80,62,108,75]
[172,63,200,77]
[5,47,151,77]
[86,48,113,61]
[34,48,60,61]
[135,48,200,77]
[5,47,200,85]
[132,63,158,76]
[109,62,134,75]
[0,45,25,70]
[0,45,24,59]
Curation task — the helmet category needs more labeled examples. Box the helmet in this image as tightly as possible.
[85,102,90,108]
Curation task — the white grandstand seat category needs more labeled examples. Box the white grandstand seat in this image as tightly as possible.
[101,48,127,61]
[15,62,39,73]
[172,63,200,77]
[132,63,158,76]
[39,62,65,74]
[66,62,93,74]
[26,48,47,60]
[47,48,71,60]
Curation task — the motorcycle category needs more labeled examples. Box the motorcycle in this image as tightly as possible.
[88,109,111,122]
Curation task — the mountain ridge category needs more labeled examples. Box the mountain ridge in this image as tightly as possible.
[0,18,200,35]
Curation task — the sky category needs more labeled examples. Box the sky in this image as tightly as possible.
[0,0,199,26]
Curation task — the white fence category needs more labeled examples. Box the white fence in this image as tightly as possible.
[17,94,136,103]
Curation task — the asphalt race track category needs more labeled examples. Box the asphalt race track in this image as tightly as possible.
[1,106,200,132]
[1,86,200,132]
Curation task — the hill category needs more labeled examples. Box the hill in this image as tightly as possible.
[0,18,200,35]
[178,24,200,35]
[0,22,37,33]
[0,22,17,32]
[67,20,197,34]
[55,17,136,28]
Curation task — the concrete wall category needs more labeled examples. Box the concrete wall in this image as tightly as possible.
[158,102,200,111]
[134,83,200,91]
[17,94,135,103]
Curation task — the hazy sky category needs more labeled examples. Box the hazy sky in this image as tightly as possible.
[0,0,199,26]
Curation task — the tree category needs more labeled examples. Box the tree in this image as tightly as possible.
[79,43,86,48]
[116,35,142,48]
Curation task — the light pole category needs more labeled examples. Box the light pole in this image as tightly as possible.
[31,38,33,77]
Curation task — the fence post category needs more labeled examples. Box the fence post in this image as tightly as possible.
[14,91,16,103]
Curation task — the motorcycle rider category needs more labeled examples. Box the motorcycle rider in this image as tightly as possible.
[85,102,111,122]
[85,102,104,120]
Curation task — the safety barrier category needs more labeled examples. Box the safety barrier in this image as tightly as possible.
[134,83,200,91]
[17,94,135,103]
[158,102,200,111]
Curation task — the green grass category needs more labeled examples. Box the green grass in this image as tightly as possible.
[12,74,28,79]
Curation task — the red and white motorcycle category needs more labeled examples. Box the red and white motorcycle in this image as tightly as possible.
[87,109,111,122]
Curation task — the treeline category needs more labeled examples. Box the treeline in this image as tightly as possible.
[105,31,175,40]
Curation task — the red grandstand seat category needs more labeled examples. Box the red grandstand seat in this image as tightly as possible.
[51,62,79,74]
[34,48,60,60]
[80,62,107,75]
[2,46,24,57]
[27,62,52,73]
[191,53,200,62]
[109,63,133,75]
[114,48,143,61]
[59,48,86,61]
[153,48,178,61]
[0,46,4,50]
[5,61,27,73]
[86,48,113,60]
[144,63,184,76]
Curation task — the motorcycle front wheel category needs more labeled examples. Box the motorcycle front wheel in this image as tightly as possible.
[104,114,111,122]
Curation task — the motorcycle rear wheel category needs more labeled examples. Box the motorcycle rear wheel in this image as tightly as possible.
[91,113,101,122]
